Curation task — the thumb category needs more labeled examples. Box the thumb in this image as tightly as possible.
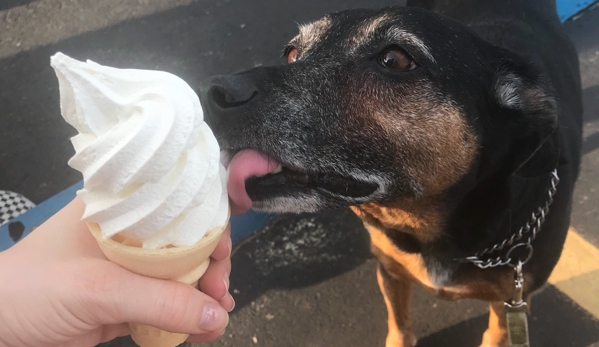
[92,263,229,335]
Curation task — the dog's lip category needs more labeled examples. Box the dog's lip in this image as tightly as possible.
[246,165,381,203]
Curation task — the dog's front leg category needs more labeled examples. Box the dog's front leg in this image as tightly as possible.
[377,265,417,347]
[480,302,508,347]
[480,295,532,347]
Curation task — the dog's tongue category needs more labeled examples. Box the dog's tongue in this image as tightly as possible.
[227,149,280,214]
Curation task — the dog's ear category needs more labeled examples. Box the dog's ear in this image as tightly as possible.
[492,57,560,178]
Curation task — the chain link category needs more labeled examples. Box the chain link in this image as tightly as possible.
[461,169,559,269]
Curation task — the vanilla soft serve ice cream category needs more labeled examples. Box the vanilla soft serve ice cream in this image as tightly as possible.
[51,52,228,249]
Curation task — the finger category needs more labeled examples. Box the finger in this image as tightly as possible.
[219,293,235,313]
[91,264,229,335]
[187,329,224,343]
[99,323,130,343]
[199,258,232,305]
[62,324,129,347]
[211,224,232,261]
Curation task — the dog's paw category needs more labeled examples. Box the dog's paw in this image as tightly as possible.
[478,343,506,347]
[385,332,418,347]
[409,334,418,347]
[479,328,507,347]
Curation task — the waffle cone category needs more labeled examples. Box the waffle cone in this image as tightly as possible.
[87,214,229,347]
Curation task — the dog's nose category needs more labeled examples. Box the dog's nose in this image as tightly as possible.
[198,74,258,129]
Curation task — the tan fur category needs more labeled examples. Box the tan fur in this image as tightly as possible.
[290,16,332,57]
[366,223,440,288]
[365,221,533,297]
[378,86,478,194]
[480,302,508,347]
[377,267,417,347]
[348,13,395,51]
[347,79,479,196]
[363,221,536,346]
[349,16,435,62]
[352,195,443,243]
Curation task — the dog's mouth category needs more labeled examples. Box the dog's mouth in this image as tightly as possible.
[224,149,379,214]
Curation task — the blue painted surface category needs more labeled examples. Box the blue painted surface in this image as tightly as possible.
[230,210,277,245]
[0,181,83,251]
[0,0,593,253]
[557,0,597,21]
[0,180,275,251]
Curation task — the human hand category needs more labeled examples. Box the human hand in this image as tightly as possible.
[0,197,233,347]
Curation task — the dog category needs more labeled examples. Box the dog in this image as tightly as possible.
[199,0,583,345]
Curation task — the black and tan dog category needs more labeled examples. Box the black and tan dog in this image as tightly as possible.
[199,0,583,345]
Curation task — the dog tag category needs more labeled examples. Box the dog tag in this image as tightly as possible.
[506,304,530,347]
[505,262,529,347]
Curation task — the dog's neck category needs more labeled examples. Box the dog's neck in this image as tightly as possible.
[456,130,562,257]
[351,132,561,260]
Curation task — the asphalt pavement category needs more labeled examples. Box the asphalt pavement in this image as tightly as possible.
[1,1,598,346]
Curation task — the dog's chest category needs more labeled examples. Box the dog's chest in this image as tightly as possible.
[365,223,473,299]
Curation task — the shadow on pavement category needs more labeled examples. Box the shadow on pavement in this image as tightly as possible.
[0,0,37,11]
[582,85,599,154]
[229,208,372,311]
[418,285,599,347]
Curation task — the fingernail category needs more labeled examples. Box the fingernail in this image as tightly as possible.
[229,295,236,312]
[200,303,228,331]
[220,329,226,336]
[223,272,230,291]
[219,293,235,312]
[227,238,232,256]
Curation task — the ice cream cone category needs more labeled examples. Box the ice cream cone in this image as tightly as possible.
[87,214,229,347]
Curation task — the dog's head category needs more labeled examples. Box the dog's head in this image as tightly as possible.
[199,7,558,214]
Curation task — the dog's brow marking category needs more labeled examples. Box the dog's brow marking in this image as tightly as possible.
[387,27,436,63]
[294,16,332,55]
[349,17,435,63]
[350,13,394,53]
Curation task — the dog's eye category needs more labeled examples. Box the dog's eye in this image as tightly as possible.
[287,48,298,63]
[379,47,416,72]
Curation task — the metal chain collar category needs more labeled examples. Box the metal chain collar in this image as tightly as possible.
[461,169,560,269]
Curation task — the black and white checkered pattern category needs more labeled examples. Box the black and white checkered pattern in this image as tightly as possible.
[0,190,35,226]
